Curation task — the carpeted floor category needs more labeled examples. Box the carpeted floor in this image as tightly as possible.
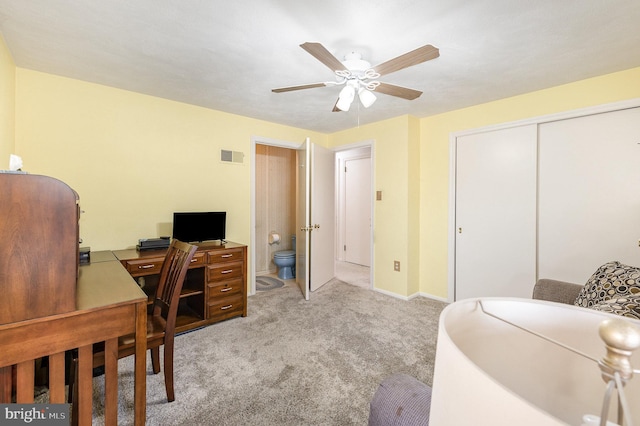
[90,279,447,425]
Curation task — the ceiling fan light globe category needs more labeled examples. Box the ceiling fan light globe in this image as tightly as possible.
[358,88,377,108]
[336,98,352,112]
[336,85,356,111]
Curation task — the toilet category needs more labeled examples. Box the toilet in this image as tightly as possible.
[273,236,296,280]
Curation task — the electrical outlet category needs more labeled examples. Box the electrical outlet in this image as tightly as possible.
[394,261,400,272]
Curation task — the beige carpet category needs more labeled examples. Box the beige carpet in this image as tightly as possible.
[89,279,446,425]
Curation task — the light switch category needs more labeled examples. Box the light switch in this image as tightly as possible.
[376,191,382,201]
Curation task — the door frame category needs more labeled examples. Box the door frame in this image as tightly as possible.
[336,147,371,264]
[251,136,376,295]
[333,139,375,290]
[447,98,640,303]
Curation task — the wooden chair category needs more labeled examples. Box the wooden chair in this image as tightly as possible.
[69,239,198,410]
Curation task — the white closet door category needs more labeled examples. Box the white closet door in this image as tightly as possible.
[455,125,537,300]
[538,107,640,283]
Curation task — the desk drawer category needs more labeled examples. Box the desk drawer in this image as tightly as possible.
[207,262,243,283]
[123,257,164,277]
[207,248,244,264]
[189,252,206,268]
[207,294,244,320]
[208,278,243,299]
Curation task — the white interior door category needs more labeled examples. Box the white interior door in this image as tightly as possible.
[538,107,640,282]
[455,124,537,300]
[296,138,336,298]
[310,142,335,291]
[344,157,371,266]
[296,138,310,300]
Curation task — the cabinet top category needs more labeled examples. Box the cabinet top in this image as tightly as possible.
[113,240,246,261]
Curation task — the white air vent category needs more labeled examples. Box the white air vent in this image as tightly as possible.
[220,149,244,164]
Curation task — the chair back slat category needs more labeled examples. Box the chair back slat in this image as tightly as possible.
[153,240,198,331]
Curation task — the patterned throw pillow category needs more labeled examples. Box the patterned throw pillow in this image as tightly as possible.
[589,295,640,321]
[574,261,640,308]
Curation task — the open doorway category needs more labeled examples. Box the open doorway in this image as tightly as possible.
[250,137,374,295]
[334,143,374,290]
[250,137,299,296]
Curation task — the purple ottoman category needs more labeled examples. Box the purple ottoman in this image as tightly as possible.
[368,373,432,426]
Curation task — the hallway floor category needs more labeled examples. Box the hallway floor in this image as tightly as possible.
[257,260,370,290]
[335,261,370,289]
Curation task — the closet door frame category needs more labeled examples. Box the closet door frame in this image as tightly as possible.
[447,98,640,303]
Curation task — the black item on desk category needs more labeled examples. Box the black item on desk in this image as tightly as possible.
[79,247,91,264]
[137,238,170,251]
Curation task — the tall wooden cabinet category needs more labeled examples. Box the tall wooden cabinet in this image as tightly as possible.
[1,173,148,424]
[114,241,247,333]
[0,173,80,324]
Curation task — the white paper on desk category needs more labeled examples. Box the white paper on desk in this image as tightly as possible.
[9,154,23,171]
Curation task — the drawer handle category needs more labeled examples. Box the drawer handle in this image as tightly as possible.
[220,269,233,274]
[138,264,155,269]
[190,258,198,263]
[220,304,233,310]
[221,254,233,258]
[220,287,233,292]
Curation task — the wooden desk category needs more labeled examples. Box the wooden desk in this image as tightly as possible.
[114,241,247,333]
[0,259,147,426]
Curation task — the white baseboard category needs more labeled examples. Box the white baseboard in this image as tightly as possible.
[373,288,448,303]
[372,287,412,301]
[414,292,448,303]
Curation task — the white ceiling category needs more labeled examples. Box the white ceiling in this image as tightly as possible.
[1,0,639,134]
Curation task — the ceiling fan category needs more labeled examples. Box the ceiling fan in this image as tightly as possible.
[272,42,440,112]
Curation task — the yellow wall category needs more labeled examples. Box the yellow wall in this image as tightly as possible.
[419,67,640,299]
[15,69,326,253]
[329,116,414,296]
[0,34,15,168]
[8,55,640,301]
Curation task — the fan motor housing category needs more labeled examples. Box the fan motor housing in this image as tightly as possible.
[342,51,371,75]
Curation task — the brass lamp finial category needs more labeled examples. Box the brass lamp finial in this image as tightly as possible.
[598,318,640,383]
